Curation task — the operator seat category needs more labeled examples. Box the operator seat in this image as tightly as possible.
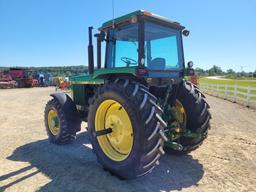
[148,58,166,70]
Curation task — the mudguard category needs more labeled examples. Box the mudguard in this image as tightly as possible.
[50,92,81,132]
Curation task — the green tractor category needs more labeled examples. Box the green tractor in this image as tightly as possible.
[44,10,211,179]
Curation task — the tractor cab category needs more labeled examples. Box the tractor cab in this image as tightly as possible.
[101,10,185,73]
[71,10,191,85]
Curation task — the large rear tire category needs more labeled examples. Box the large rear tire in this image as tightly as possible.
[166,80,211,153]
[88,79,167,179]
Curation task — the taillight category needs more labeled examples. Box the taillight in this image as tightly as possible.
[137,68,148,76]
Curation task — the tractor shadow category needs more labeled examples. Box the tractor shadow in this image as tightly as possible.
[5,131,204,192]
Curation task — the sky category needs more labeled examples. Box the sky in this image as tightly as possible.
[0,0,255,72]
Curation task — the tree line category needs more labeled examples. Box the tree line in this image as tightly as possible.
[0,66,88,77]
[1,65,255,78]
[195,65,256,78]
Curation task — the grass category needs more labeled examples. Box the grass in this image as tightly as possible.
[199,77,256,88]
[199,77,256,102]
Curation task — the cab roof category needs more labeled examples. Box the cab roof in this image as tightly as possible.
[100,10,185,31]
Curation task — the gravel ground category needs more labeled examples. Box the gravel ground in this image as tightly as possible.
[0,87,255,192]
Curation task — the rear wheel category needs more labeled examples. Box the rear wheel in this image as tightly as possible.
[165,80,211,153]
[88,79,167,179]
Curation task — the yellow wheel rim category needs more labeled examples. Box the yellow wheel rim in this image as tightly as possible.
[174,99,187,129]
[47,108,60,136]
[95,99,133,161]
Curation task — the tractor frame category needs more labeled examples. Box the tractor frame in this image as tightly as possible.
[45,10,211,179]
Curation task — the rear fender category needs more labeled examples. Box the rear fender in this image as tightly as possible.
[50,92,81,132]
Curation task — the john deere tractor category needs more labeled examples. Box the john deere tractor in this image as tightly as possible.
[44,10,211,179]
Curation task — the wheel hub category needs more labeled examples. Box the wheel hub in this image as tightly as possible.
[47,109,60,136]
[172,100,187,130]
[106,114,126,147]
[95,99,133,161]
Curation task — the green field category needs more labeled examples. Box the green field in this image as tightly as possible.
[199,77,256,88]
[199,77,256,103]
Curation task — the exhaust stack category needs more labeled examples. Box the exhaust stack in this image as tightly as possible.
[88,26,94,75]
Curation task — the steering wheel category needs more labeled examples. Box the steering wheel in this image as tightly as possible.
[121,57,137,67]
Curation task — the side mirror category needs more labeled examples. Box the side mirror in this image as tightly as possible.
[187,61,193,68]
[182,30,190,36]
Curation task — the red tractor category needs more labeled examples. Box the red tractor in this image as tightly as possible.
[9,68,38,88]
[0,71,17,88]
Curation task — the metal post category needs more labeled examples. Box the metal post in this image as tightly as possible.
[234,85,237,103]
[246,86,251,107]
[224,84,228,100]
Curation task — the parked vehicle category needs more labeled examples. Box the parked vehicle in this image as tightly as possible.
[44,10,211,179]
[9,68,37,88]
[0,71,17,88]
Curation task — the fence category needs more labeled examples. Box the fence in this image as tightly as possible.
[199,83,256,109]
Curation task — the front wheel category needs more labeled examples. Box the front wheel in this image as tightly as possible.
[44,98,77,144]
[165,80,211,153]
[88,79,167,179]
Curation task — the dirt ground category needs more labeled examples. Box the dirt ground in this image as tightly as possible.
[0,87,256,192]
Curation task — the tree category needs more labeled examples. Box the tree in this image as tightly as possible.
[226,69,236,77]
[208,65,223,76]
[195,67,206,76]
[226,69,236,75]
